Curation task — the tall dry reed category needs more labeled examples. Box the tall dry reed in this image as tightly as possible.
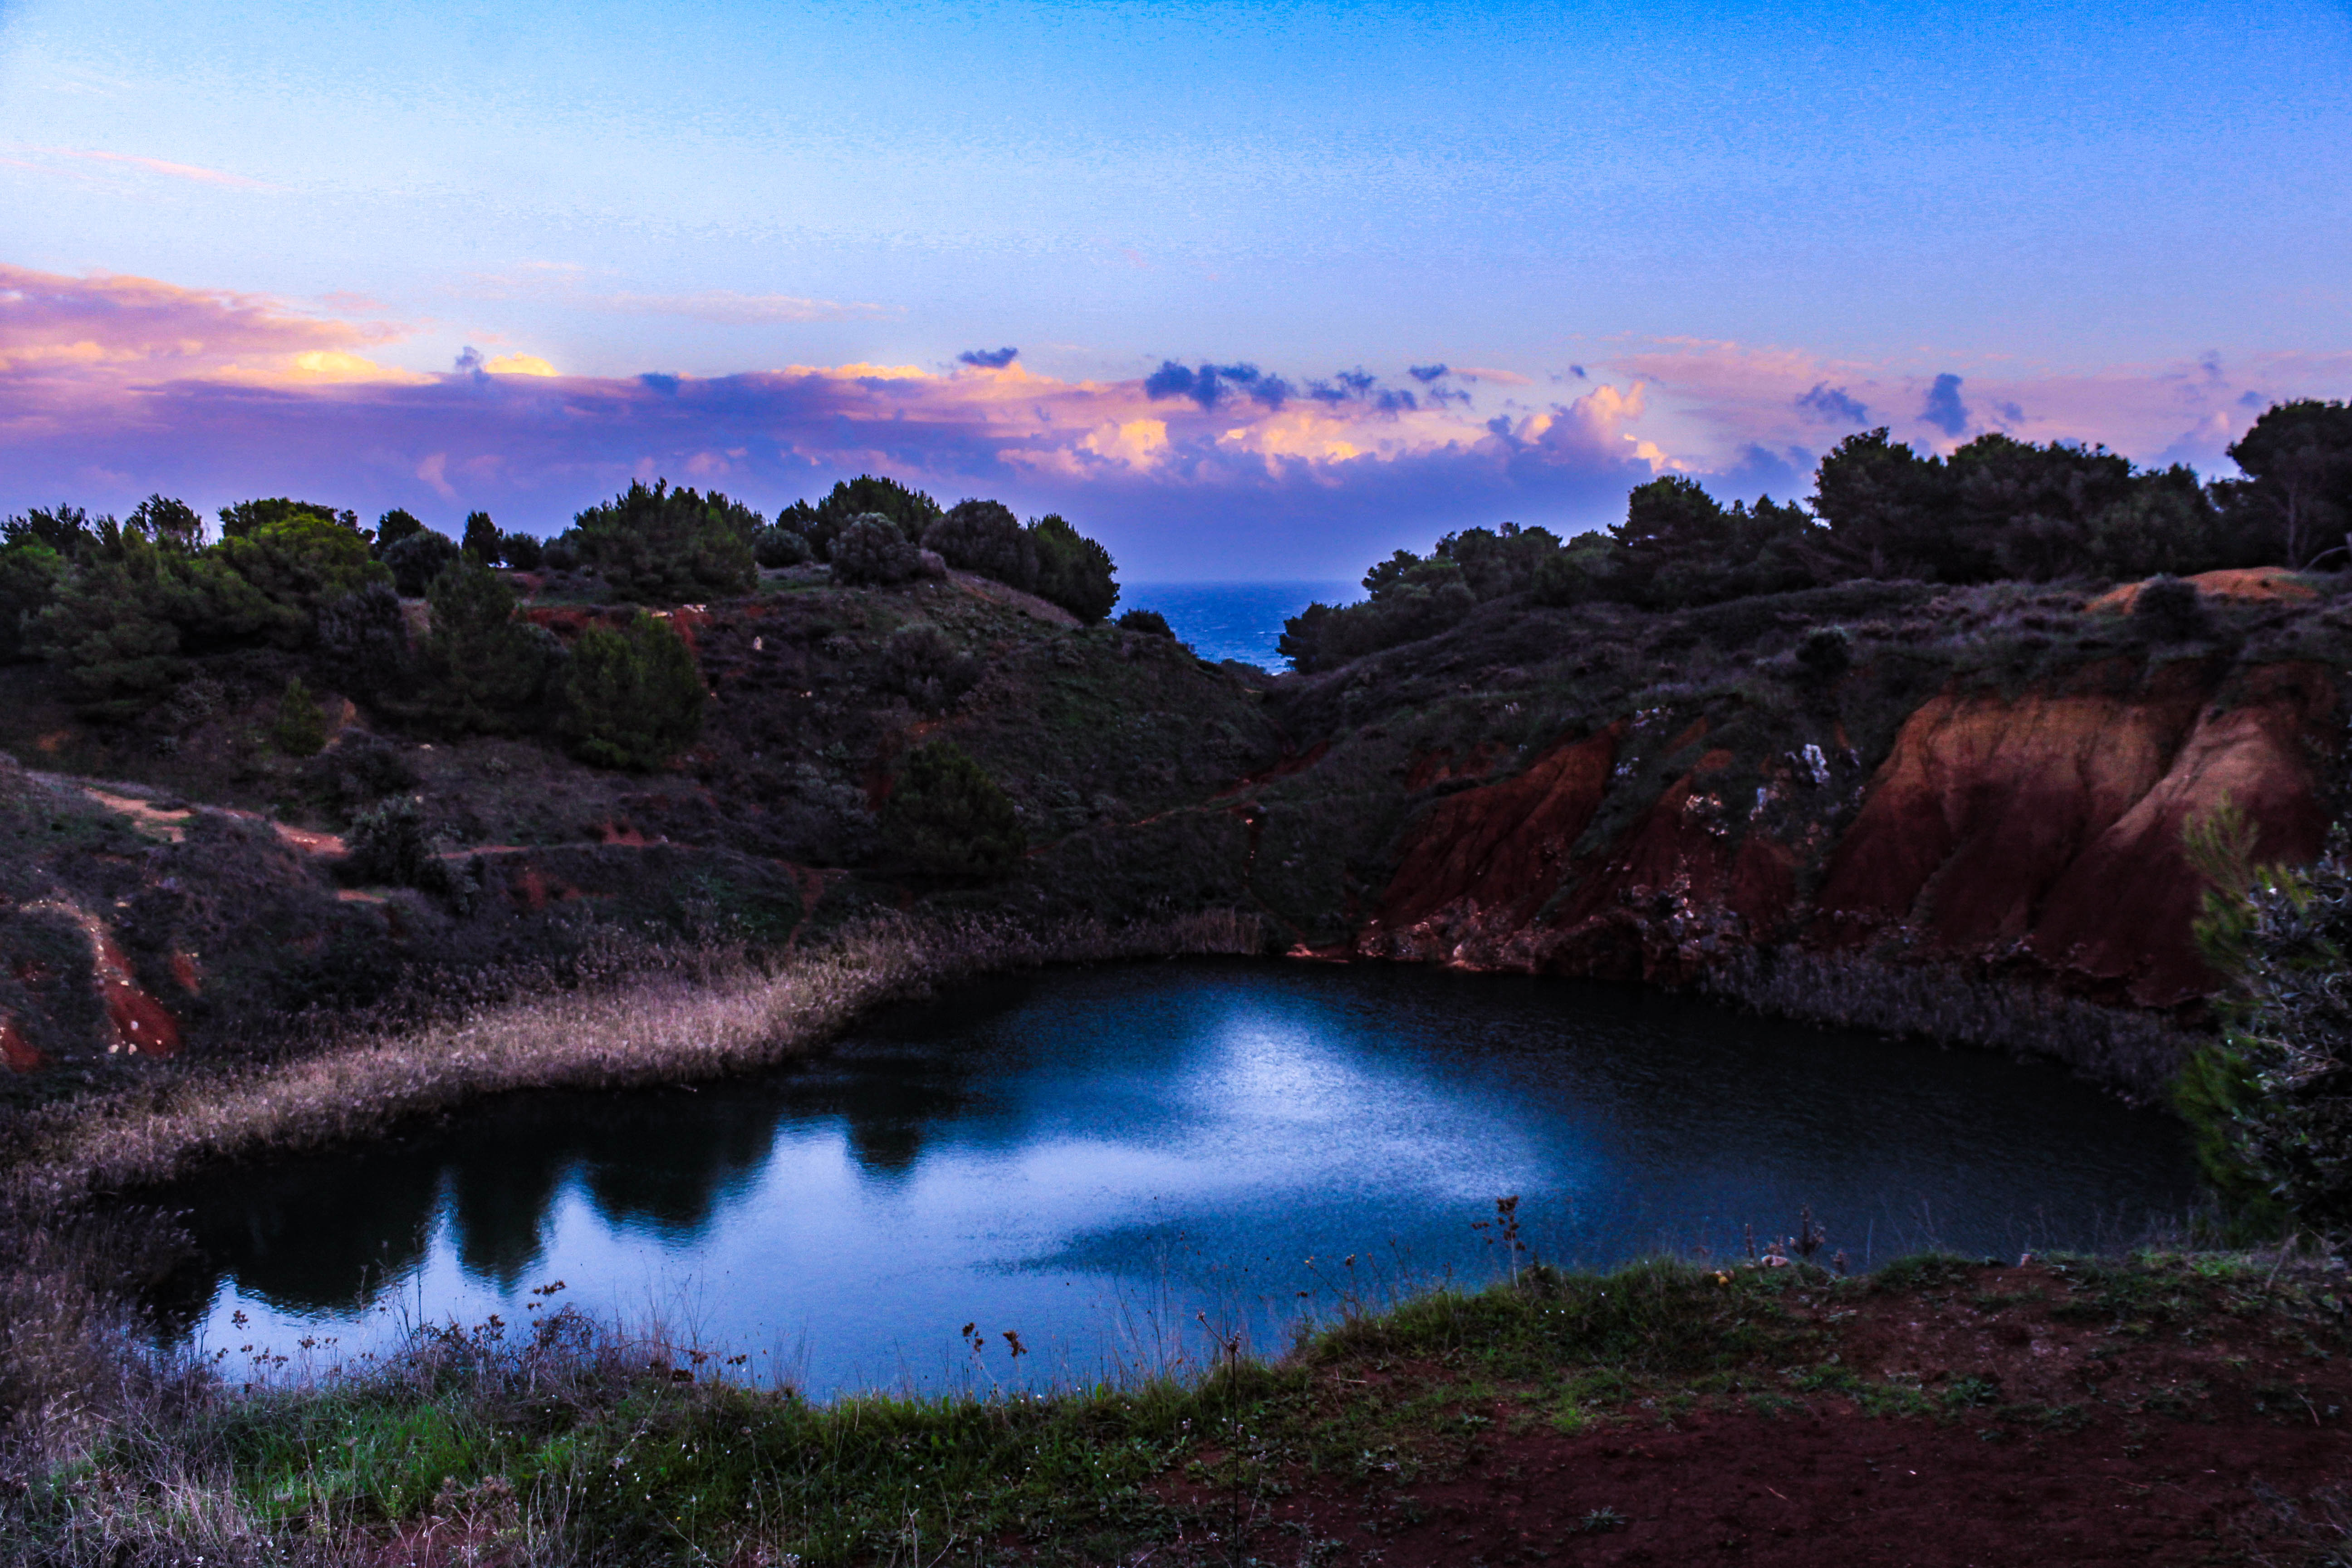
[1703,946,2198,1102]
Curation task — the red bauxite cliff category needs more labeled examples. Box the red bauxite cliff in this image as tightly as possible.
[1358,661,2339,1007]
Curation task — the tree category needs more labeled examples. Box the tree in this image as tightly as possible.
[559,612,705,770]
[1813,429,1962,580]
[1030,514,1119,622]
[829,513,926,586]
[218,497,359,538]
[414,558,559,735]
[34,556,182,721]
[208,512,387,638]
[881,740,1025,877]
[2222,399,2352,569]
[316,580,412,695]
[922,499,1037,590]
[558,479,760,603]
[385,530,463,596]
[0,542,65,662]
[374,508,426,557]
[1434,522,1564,600]
[127,495,204,551]
[461,510,502,563]
[1117,608,1173,637]
[778,474,943,560]
[500,531,544,570]
[2,504,100,560]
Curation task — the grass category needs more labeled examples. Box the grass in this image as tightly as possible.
[1,1256,1817,1566]
[10,1245,2345,1565]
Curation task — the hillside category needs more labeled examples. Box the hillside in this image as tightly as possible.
[0,551,2343,1107]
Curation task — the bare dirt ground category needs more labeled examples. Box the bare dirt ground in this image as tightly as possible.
[1156,1261,2352,1566]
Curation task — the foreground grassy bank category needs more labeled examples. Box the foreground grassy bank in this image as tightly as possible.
[6,1250,2351,1565]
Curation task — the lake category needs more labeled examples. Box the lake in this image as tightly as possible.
[150,960,2196,1397]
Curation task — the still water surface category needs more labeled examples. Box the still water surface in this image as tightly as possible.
[156,961,2195,1396]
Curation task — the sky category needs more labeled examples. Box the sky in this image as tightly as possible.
[3,0,2350,579]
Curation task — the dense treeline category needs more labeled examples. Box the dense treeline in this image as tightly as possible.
[0,474,1123,769]
[1280,398,2352,672]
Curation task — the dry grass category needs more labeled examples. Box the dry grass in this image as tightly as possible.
[8,908,1268,1205]
[1703,946,2199,1103]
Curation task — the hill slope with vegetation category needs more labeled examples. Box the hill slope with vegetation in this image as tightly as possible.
[1,405,2349,1113]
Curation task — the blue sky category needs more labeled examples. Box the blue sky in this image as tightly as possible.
[4,0,2349,577]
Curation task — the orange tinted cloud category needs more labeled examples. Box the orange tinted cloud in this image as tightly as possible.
[10,264,2350,577]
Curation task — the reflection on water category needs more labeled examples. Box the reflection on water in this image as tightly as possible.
[151,960,2196,1396]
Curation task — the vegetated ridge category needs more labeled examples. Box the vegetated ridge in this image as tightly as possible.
[1,411,2350,1107]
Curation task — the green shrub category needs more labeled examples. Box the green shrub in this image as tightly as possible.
[343,796,455,895]
[499,531,544,570]
[751,525,811,568]
[922,499,1037,589]
[829,513,926,587]
[559,612,706,770]
[882,739,1025,877]
[271,676,328,757]
[1117,608,1174,637]
[885,622,979,714]
[1030,514,1120,622]
[557,480,760,603]
[1796,625,1853,680]
[2133,575,2210,641]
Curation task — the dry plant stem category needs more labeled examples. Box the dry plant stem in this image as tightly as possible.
[5,910,1267,1207]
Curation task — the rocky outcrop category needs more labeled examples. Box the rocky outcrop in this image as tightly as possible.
[1357,662,2340,1008]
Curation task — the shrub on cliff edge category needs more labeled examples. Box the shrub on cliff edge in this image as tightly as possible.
[2177,800,2352,1246]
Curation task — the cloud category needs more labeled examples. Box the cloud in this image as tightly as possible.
[1920,372,1970,436]
[1455,367,1532,386]
[17,147,280,191]
[958,347,1019,369]
[12,261,2352,578]
[1142,360,1291,410]
[1794,382,1869,426]
[1407,364,1448,383]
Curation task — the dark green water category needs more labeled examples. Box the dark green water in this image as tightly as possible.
[154,960,2196,1395]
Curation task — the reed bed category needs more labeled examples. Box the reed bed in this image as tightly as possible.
[8,908,1268,1206]
[1702,946,2199,1103]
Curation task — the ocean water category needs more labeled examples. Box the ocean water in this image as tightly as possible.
[1117,580,1356,669]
